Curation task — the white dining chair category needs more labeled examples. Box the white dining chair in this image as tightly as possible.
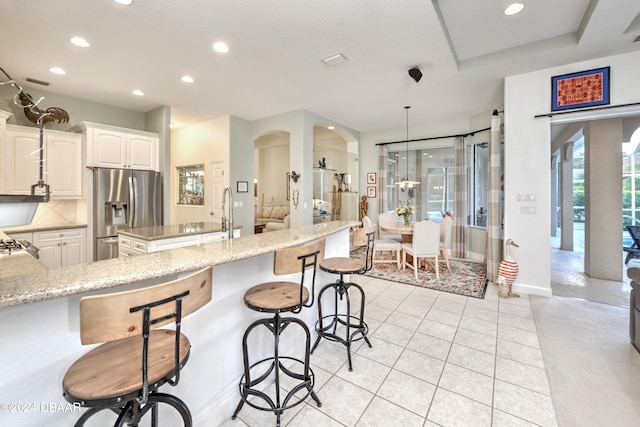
[362,216,401,268]
[402,220,441,280]
[378,212,402,242]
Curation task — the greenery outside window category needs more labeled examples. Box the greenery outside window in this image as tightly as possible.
[385,140,490,226]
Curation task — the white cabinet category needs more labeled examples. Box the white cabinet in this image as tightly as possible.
[3,126,83,197]
[81,122,158,171]
[32,228,87,269]
[7,232,33,242]
[118,229,239,257]
[202,229,240,242]
[43,131,83,197]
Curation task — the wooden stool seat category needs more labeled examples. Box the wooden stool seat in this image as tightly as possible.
[244,281,310,312]
[63,330,190,404]
[62,267,212,427]
[320,257,365,274]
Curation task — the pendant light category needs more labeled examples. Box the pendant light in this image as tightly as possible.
[397,106,420,191]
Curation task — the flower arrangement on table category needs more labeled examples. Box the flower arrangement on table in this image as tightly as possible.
[395,201,416,227]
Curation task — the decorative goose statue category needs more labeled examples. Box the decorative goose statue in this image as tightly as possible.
[497,239,520,298]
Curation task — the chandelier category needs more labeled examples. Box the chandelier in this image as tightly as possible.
[397,106,420,191]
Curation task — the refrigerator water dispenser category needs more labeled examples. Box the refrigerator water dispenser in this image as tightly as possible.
[106,202,128,226]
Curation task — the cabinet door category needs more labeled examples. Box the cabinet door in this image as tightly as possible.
[92,129,127,168]
[33,228,87,268]
[5,128,40,194]
[61,237,86,267]
[127,134,157,170]
[46,132,83,197]
[36,241,62,269]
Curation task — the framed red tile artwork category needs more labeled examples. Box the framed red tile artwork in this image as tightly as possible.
[551,67,610,111]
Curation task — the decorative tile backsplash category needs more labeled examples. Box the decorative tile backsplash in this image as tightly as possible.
[29,199,87,227]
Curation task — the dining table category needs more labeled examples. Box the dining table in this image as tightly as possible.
[380,222,415,243]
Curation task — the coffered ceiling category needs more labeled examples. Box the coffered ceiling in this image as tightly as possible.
[0,0,638,132]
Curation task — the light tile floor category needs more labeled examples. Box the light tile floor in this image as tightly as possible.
[224,276,558,427]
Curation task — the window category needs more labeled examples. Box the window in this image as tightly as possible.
[177,164,205,205]
[469,143,488,227]
[386,146,455,221]
[384,139,490,227]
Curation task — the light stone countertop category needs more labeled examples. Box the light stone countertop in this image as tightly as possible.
[0,223,88,234]
[0,221,357,309]
[118,221,241,241]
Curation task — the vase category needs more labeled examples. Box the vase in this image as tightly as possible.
[403,215,411,227]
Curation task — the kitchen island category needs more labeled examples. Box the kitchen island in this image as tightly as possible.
[118,221,241,256]
[0,221,356,426]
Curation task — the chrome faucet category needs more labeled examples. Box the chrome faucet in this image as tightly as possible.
[221,186,234,239]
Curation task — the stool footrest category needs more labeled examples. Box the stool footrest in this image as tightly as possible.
[233,357,320,422]
[315,314,370,344]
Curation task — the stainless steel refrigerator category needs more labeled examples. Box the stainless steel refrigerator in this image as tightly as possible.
[93,168,162,261]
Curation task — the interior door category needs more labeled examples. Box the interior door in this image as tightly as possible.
[209,161,225,224]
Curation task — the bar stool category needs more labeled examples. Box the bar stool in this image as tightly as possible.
[232,238,325,427]
[62,267,213,427]
[311,225,376,371]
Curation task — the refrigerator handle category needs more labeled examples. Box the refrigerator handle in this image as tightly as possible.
[128,176,135,227]
[132,176,138,227]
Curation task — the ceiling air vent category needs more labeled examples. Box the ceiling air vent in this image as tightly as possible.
[322,53,348,67]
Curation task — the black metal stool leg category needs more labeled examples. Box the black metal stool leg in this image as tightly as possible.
[313,274,371,371]
[233,313,320,423]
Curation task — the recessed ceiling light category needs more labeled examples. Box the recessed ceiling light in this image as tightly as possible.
[49,67,66,75]
[504,3,525,16]
[328,126,335,130]
[132,89,144,96]
[114,0,133,5]
[213,41,229,53]
[181,75,194,83]
[70,37,90,47]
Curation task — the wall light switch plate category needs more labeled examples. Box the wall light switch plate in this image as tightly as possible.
[520,205,536,214]
[234,201,242,207]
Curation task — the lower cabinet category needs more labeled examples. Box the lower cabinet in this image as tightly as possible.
[32,228,87,269]
[118,229,239,257]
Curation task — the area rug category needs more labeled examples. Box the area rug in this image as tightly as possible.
[351,247,488,299]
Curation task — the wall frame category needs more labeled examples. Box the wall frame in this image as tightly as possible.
[367,186,376,198]
[367,172,376,184]
[237,181,248,193]
[551,67,610,111]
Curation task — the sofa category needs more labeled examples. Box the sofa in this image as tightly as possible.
[264,214,290,232]
[255,204,290,227]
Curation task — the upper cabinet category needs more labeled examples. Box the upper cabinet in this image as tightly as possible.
[80,122,158,171]
[3,125,83,198]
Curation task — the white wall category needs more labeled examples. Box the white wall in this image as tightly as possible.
[171,116,230,224]
[255,134,290,204]
[504,50,640,296]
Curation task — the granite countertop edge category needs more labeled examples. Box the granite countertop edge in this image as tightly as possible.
[1,223,88,234]
[0,221,357,309]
